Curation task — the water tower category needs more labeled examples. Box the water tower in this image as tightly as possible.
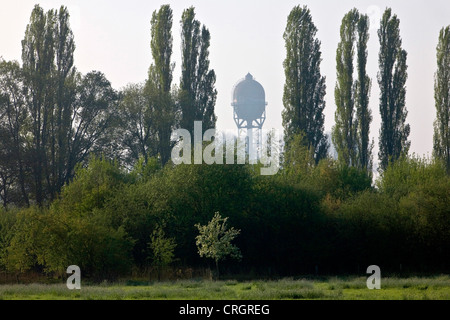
[231,73,267,161]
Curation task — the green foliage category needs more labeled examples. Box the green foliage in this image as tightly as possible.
[283,5,328,163]
[399,177,450,264]
[1,5,449,280]
[378,8,410,171]
[0,152,449,278]
[333,8,373,172]
[117,84,155,167]
[355,14,373,173]
[179,7,217,136]
[148,222,177,278]
[195,212,242,276]
[0,209,16,256]
[333,165,373,197]
[62,217,133,279]
[0,158,134,278]
[130,156,161,182]
[55,156,128,215]
[433,25,450,174]
[147,4,176,166]
[0,207,41,274]
[333,9,359,167]
[326,190,408,269]
[376,155,446,199]
[0,5,118,208]
[0,204,133,280]
[282,132,316,178]
[0,59,29,207]
[321,155,450,272]
[283,135,372,199]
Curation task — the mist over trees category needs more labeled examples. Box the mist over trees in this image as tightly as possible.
[282,5,328,164]
[179,7,217,141]
[0,4,449,280]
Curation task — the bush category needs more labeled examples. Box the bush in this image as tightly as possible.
[399,177,450,270]
[377,155,446,199]
[325,190,413,272]
[0,206,134,280]
[56,156,129,216]
[1,153,448,279]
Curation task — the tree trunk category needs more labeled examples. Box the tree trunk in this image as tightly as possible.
[215,259,219,280]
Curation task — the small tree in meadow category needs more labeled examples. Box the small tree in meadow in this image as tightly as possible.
[148,223,177,281]
[195,212,242,279]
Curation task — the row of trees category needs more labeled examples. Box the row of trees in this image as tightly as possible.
[0,4,449,279]
[0,153,448,279]
[0,4,218,208]
[119,5,217,167]
[0,6,118,208]
[282,6,449,175]
[1,5,449,209]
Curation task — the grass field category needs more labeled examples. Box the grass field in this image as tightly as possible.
[0,275,449,300]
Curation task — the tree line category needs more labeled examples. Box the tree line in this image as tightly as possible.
[0,4,449,279]
[0,152,448,279]
[1,5,449,208]
[0,4,217,208]
[283,6,449,175]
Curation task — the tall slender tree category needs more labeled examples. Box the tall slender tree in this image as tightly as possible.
[355,14,373,173]
[145,5,176,166]
[179,7,217,138]
[378,8,410,171]
[433,26,450,174]
[333,9,359,167]
[282,5,328,163]
[21,5,56,206]
[333,9,373,172]
[54,6,76,196]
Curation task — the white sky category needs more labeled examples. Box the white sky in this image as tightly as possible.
[1,0,449,162]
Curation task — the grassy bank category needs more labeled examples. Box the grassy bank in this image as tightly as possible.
[0,276,449,300]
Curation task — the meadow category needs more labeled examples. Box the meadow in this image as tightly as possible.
[0,276,449,300]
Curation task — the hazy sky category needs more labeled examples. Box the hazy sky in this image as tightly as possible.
[1,0,449,162]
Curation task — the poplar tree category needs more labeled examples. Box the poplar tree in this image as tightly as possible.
[378,8,410,171]
[21,5,56,206]
[355,14,373,173]
[333,9,373,172]
[145,5,176,166]
[282,5,328,163]
[333,9,359,167]
[179,7,217,138]
[54,6,76,195]
[433,26,450,174]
